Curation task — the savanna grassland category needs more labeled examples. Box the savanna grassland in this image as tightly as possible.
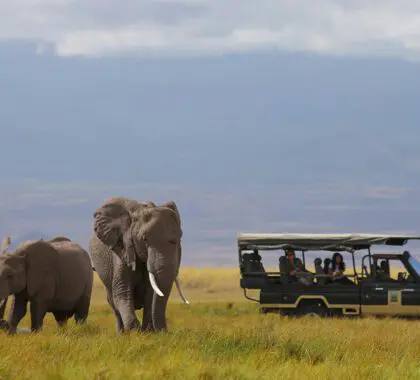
[0,268,419,380]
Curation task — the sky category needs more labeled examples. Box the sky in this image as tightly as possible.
[1,1,420,266]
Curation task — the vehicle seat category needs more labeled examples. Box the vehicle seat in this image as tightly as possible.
[279,256,288,274]
[278,256,289,284]
[314,257,326,284]
[242,253,266,274]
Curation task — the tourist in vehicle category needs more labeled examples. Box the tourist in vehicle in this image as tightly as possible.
[376,260,390,280]
[376,260,387,278]
[331,252,353,285]
[280,249,300,279]
[314,258,327,284]
[323,257,333,283]
[280,249,312,285]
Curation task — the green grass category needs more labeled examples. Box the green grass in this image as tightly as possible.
[0,268,419,379]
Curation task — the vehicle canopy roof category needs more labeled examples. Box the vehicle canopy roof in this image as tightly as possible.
[237,233,420,252]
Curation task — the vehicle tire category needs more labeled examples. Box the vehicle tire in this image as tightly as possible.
[279,308,290,316]
[299,305,329,318]
[259,307,268,314]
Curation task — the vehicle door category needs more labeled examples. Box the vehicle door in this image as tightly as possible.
[361,258,420,316]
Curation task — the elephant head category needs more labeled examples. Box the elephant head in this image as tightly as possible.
[0,240,59,303]
[93,197,189,331]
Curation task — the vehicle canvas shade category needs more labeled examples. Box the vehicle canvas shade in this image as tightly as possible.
[237,233,420,252]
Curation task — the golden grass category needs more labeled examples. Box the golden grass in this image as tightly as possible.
[0,267,419,379]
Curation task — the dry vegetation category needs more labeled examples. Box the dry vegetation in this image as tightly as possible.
[0,268,419,379]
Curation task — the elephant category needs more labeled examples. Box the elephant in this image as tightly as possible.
[0,236,11,322]
[88,197,189,334]
[0,236,94,334]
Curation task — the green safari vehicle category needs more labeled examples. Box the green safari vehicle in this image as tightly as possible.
[238,233,420,317]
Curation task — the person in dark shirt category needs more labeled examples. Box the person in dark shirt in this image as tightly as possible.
[280,249,312,285]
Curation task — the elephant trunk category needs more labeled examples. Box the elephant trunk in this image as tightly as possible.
[146,244,178,332]
[150,270,175,332]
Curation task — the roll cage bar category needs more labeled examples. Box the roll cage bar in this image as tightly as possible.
[361,250,420,280]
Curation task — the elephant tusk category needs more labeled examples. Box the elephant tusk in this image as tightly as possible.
[0,299,5,309]
[175,277,190,304]
[131,261,136,271]
[148,272,164,297]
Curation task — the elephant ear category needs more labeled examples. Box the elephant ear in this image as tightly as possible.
[161,201,183,274]
[93,198,136,269]
[161,201,182,233]
[15,240,59,298]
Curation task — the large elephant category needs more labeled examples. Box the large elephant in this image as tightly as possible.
[0,236,94,333]
[88,197,189,333]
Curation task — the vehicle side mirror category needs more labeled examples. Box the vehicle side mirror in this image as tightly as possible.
[397,272,406,281]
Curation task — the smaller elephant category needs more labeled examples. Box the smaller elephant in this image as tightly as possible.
[0,236,94,334]
[0,236,11,321]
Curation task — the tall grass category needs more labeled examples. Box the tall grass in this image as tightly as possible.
[0,268,418,379]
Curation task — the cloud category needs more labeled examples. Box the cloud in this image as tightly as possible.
[1,0,420,58]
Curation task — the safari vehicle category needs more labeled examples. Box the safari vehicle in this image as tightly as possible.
[238,233,420,318]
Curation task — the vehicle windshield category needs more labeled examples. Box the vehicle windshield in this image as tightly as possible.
[408,255,420,276]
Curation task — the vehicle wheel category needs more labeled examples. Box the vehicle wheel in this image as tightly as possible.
[300,305,329,318]
[259,307,268,314]
[279,308,290,316]
[303,311,322,318]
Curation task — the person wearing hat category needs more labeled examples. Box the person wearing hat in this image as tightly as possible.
[280,248,313,285]
[280,249,310,283]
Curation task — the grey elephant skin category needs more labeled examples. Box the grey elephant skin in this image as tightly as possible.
[0,236,11,321]
[0,236,94,334]
[89,197,189,333]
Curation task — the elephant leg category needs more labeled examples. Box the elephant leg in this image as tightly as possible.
[106,291,124,334]
[7,296,28,334]
[56,319,68,327]
[112,290,140,332]
[53,311,70,327]
[0,296,8,319]
[141,285,154,332]
[30,299,48,332]
[74,295,91,325]
[112,264,141,332]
